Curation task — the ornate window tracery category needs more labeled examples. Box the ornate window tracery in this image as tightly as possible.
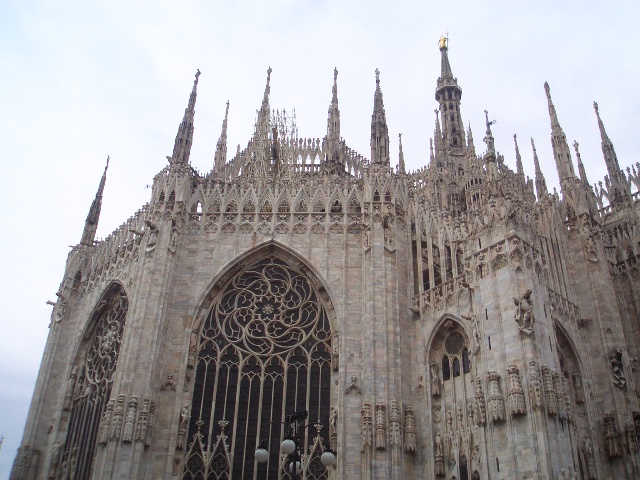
[57,283,128,480]
[430,321,474,480]
[184,256,332,480]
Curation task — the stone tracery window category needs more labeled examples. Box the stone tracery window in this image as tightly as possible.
[184,256,332,480]
[57,283,128,480]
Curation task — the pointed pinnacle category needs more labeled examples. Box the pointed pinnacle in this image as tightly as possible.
[544,81,560,128]
[514,134,524,176]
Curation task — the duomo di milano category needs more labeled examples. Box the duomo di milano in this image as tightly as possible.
[10,37,640,480]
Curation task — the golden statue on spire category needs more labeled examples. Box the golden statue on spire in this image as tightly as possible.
[438,35,448,49]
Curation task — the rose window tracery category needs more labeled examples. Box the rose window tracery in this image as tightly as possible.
[184,256,332,480]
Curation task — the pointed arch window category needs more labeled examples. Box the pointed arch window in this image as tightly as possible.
[57,284,128,480]
[184,256,332,479]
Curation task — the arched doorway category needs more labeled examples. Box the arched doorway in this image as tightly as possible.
[183,255,333,479]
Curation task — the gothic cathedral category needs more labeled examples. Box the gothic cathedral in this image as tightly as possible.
[11,40,640,480]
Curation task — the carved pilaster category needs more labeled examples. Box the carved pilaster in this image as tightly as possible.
[507,364,526,417]
[135,398,150,443]
[122,395,138,442]
[375,401,386,450]
[474,378,486,426]
[404,405,416,453]
[110,394,126,440]
[603,412,623,459]
[98,399,114,445]
[487,371,505,423]
[542,366,557,417]
[361,401,373,449]
[528,359,544,411]
[389,400,401,448]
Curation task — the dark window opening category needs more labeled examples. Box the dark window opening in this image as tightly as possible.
[442,356,451,381]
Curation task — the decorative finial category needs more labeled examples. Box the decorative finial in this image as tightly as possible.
[195,69,201,82]
[399,133,402,141]
[105,155,110,169]
[334,67,338,82]
[544,81,551,99]
[438,35,448,49]
[375,68,380,84]
[593,101,599,114]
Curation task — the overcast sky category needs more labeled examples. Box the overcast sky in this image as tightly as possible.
[1,1,639,476]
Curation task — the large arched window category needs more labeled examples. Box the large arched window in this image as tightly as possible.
[184,256,332,480]
[58,283,128,479]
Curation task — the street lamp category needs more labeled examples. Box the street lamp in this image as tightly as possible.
[254,409,337,477]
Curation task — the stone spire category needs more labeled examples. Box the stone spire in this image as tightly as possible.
[370,68,390,166]
[256,67,272,137]
[80,157,109,246]
[435,36,465,152]
[398,133,406,174]
[434,110,443,159]
[573,141,589,185]
[531,138,548,197]
[326,68,341,159]
[544,82,575,187]
[213,101,229,177]
[514,134,524,179]
[594,101,630,206]
[170,70,200,165]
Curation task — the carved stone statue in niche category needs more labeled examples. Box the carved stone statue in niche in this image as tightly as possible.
[176,404,190,449]
[513,288,535,335]
[145,221,158,253]
[462,313,481,355]
[584,234,598,262]
[434,432,445,477]
[430,361,441,397]
[573,370,585,404]
[582,437,596,480]
[62,366,78,411]
[168,226,179,253]
[609,348,626,389]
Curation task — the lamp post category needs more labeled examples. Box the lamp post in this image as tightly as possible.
[254,409,337,478]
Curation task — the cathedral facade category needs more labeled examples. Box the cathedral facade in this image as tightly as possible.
[11,40,640,480]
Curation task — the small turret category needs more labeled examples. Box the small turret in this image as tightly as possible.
[80,157,109,246]
[370,68,390,166]
[169,70,200,165]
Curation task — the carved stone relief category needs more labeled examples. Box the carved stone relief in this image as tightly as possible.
[361,401,373,449]
[404,405,416,453]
